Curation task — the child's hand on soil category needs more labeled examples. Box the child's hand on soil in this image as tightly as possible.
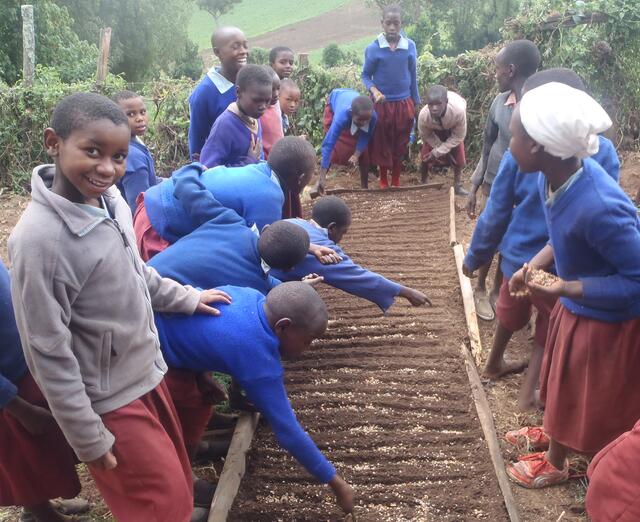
[329,475,355,513]
[196,289,233,316]
[7,398,55,436]
[348,153,360,168]
[399,286,432,306]
[196,372,229,404]
[310,244,342,265]
[88,450,118,471]
[302,273,324,286]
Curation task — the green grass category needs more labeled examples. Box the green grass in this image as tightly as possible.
[308,34,376,64]
[189,0,348,50]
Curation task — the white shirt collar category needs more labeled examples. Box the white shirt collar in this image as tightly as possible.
[377,33,409,50]
[206,67,234,94]
[350,120,370,135]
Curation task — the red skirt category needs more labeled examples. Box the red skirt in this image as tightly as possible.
[164,368,213,447]
[322,103,370,166]
[0,372,80,506]
[540,304,640,453]
[587,418,640,522]
[420,129,466,167]
[369,97,414,169]
[133,193,170,262]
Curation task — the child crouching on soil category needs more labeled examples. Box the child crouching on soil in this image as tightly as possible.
[154,282,355,515]
[504,83,640,488]
[8,92,232,522]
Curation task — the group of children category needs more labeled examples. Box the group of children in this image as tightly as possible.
[461,38,640,520]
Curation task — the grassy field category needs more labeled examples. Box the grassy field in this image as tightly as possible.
[189,0,348,50]
[308,34,375,64]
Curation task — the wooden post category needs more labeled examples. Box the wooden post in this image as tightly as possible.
[298,53,309,67]
[96,27,112,85]
[449,186,457,246]
[209,412,260,521]
[21,5,35,87]
[460,343,521,522]
[453,243,483,365]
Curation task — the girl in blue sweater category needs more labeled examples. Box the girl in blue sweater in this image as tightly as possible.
[361,5,419,188]
[505,83,640,489]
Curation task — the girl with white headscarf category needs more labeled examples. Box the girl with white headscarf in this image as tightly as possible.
[505,82,640,490]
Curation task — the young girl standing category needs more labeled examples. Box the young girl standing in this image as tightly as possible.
[361,4,419,188]
[505,82,640,488]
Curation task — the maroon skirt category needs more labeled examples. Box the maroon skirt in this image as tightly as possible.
[369,97,414,169]
[322,103,370,166]
[540,303,640,453]
[0,372,80,506]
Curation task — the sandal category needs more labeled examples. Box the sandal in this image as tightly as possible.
[474,291,495,321]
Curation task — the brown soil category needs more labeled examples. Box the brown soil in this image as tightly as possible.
[230,187,508,521]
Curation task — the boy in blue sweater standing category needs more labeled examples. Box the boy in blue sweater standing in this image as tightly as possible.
[505,83,640,488]
[155,282,355,515]
[361,4,419,188]
[272,196,431,311]
[316,89,377,192]
[463,69,620,411]
[188,26,248,160]
[113,90,159,213]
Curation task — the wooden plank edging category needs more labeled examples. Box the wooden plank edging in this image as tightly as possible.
[326,181,443,195]
[453,244,483,365]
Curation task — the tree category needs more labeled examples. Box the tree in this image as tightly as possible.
[196,0,243,26]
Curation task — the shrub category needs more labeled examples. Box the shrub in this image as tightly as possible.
[322,44,345,68]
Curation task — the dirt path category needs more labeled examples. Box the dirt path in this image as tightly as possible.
[230,188,507,521]
[249,0,379,52]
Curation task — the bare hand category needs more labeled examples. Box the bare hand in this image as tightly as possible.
[348,154,360,168]
[329,475,355,514]
[302,273,324,286]
[196,372,229,404]
[12,401,55,436]
[309,244,342,265]
[465,191,477,219]
[462,263,476,279]
[196,289,233,316]
[371,87,385,104]
[88,450,118,471]
[509,264,529,298]
[248,134,262,161]
[399,286,432,306]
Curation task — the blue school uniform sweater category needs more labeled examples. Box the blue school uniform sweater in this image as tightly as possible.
[188,69,237,158]
[117,138,158,213]
[200,109,263,169]
[464,137,620,280]
[539,157,640,322]
[271,219,402,312]
[0,261,28,408]
[155,285,336,483]
[321,88,378,169]
[147,179,280,295]
[361,34,420,105]
[144,162,284,243]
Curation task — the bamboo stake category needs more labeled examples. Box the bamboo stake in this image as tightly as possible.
[453,244,483,365]
[208,412,260,521]
[96,27,112,85]
[21,5,35,87]
[449,186,457,246]
[460,343,522,522]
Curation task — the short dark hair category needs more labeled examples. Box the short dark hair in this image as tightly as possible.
[236,64,273,92]
[258,220,310,269]
[280,78,300,93]
[523,68,586,93]
[268,136,316,183]
[312,196,352,228]
[351,95,373,114]
[264,65,280,85]
[269,46,293,64]
[266,281,328,336]
[382,4,402,18]
[51,92,128,139]
[498,40,541,78]
[427,85,448,102]
[112,90,141,104]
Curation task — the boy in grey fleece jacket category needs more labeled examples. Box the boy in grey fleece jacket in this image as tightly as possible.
[8,93,230,522]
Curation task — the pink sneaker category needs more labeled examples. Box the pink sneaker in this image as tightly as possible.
[505,426,550,451]
[507,452,569,488]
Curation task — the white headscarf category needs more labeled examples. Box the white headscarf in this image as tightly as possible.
[519,82,612,160]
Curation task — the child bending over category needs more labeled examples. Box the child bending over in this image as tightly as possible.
[279,79,301,134]
[113,90,159,213]
[9,93,231,522]
[200,64,272,168]
[504,83,640,488]
[188,26,247,160]
[155,282,355,515]
[260,67,285,159]
[270,45,294,79]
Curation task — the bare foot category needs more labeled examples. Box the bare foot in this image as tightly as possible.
[482,359,527,380]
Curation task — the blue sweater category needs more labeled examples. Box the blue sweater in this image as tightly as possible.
[321,89,378,169]
[155,285,336,483]
[188,69,237,158]
[464,137,620,279]
[145,162,284,243]
[361,34,420,104]
[117,138,158,214]
[147,178,281,295]
[539,157,640,322]
[0,260,28,408]
[271,219,402,312]
[200,109,263,169]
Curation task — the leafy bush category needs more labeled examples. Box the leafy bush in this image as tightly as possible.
[322,44,345,68]
[248,47,270,65]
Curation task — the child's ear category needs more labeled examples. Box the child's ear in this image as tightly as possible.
[508,63,516,78]
[327,222,338,233]
[261,223,270,234]
[531,141,543,155]
[43,128,60,157]
[213,47,221,60]
[274,317,292,336]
